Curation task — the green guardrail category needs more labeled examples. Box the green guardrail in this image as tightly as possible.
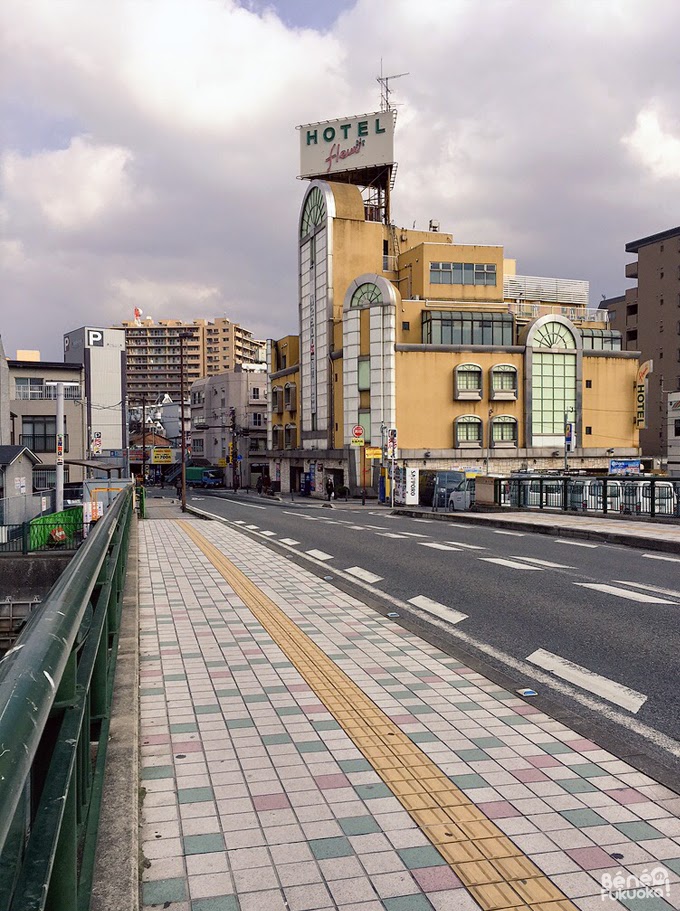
[0,484,134,911]
[30,506,84,549]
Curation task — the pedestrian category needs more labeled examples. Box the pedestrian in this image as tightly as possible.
[325,477,334,502]
[175,477,182,498]
[256,476,263,496]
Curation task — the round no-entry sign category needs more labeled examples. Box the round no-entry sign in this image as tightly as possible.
[352,424,365,438]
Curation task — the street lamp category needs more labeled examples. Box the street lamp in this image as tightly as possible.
[178,332,192,512]
[564,406,574,473]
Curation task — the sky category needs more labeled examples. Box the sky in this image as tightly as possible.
[2,0,680,361]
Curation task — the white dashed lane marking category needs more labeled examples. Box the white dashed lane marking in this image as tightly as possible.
[259,530,276,537]
[305,549,333,561]
[493,530,525,537]
[345,566,383,584]
[555,539,598,548]
[526,648,648,714]
[612,580,680,600]
[279,538,300,546]
[643,553,680,564]
[245,525,259,530]
[479,557,542,571]
[510,557,573,569]
[419,542,462,552]
[408,595,468,625]
[445,541,485,550]
[377,533,409,539]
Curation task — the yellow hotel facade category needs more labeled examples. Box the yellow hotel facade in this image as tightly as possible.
[268,179,640,497]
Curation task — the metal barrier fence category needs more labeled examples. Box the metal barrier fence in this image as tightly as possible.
[501,476,680,518]
[0,484,134,911]
[0,489,55,526]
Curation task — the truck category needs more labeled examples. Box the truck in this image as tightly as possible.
[185,467,224,489]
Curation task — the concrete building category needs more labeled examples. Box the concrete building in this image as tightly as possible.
[110,317,266,405]
[601,226,680,459]
[267,113,640,496]
[668,392,680,477]
[8,357,87,488]
[63,327,127,461]
[190,366,268,488]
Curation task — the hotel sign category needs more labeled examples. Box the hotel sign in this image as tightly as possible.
[636,359,653,429]
[298,111,395,179]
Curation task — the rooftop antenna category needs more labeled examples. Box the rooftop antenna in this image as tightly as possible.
[377,58,409,112]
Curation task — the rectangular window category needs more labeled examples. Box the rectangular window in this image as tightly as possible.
[252,413,263,427]
[358,357,371,392]
[358,409,371,444]
[422,311,513,346]
[585,426,592,435]
[675,419,680,437]
[586,379,592,388]
[251,388,260,400]
[429,262,497,286]
[492,421,517,442]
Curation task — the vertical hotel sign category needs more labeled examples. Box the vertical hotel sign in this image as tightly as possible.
[636,359,653,429]
[298,111,395,180]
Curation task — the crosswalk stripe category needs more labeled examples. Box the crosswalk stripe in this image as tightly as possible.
[279,538,300,546]
[419,542,462,551]
[574,582,673,604]
[555,539,598,548]
[408,595,468,625]
[306,549,333,561]
[479,557,542,570]
[526,648,647,714]
[345,566,383,584]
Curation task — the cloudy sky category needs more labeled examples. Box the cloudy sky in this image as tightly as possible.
[2,0,680,361]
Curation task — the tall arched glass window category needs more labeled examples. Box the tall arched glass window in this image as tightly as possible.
[530,320,577,437]
[350,282,382,308]
[300,186,326,238]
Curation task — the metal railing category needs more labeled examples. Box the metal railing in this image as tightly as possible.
[499,476,680,519]
[0,489,56,525]
[0,484,134,911]
[13,384,82,401]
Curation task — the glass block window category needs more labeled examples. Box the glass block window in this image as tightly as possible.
[350,282,382,308]
[532,352,577,434]
[422,311,513,346]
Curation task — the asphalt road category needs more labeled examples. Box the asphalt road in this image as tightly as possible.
[155,489,680,774]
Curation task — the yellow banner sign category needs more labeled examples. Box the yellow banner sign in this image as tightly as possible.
[151,448,173,464]
[350,437,364,447]
[365,446,382,459]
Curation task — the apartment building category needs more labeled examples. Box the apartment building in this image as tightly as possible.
[110,317,266,404]
[602,226,680,459]
[8,357,87,487]
[189,365,268,487]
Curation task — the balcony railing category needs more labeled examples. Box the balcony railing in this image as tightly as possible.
[506,302,609,324]
[19,434,69,453]
[14,384,81,401]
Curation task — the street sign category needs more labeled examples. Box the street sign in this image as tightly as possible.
[351,437,365,447]
[386,427,398,460]
[352,424,364,439]
[365,446,382,459]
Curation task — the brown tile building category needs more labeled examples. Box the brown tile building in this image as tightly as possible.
[601,226,680,459]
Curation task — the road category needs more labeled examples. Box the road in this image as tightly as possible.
[156,489,680,772]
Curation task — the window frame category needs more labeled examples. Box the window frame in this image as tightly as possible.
[454,363,483,401]
[454,414,483,448]
[490,415,518,448]
[490,364,518,400]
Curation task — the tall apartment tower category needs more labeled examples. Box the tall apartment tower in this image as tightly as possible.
[110,317,266,405]
[602,226,680,457]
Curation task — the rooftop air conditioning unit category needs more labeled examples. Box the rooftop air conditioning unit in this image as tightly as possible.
[429,220,440,232]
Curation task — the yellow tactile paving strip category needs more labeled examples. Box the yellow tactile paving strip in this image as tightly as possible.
[182,523,579,911]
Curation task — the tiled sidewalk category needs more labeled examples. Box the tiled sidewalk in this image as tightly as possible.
[138,517,680,911]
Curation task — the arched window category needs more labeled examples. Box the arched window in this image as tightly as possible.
[454,415,482,448]
[300,186,326,238]
[272,425,283,449]
[272,386,283,414]
[350,282,382,308]
[491,416,518,447]
[284,382,297,411]
[454,364,482,400]
[284,424,297,449]
[532,321,577,349]
[490,364,518,399]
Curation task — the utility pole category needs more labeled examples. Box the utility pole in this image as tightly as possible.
[55,382,64,513]
[141,392,147,484]
[179,332,191,512]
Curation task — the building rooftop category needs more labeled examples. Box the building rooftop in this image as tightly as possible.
[625,226,680,254]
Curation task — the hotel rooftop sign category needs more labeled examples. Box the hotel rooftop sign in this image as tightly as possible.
[297,111,395,180]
